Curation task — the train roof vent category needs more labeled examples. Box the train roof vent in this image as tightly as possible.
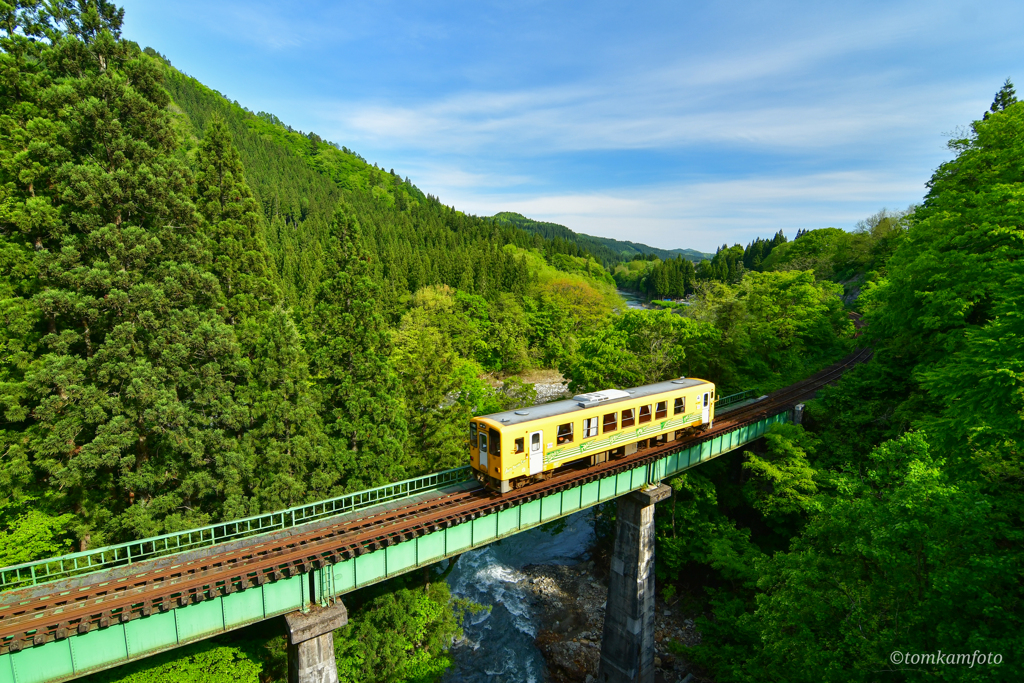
[671,378,689,384]
[573,389,631,407]
[514,411,530,416]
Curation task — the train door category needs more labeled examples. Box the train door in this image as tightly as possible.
[479,433,488,469]
[529,431,543,475]
[701,392,710,423]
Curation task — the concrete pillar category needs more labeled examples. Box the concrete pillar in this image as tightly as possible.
[285,600,348,683]
[792,403,805,425]
[598,483,671,683]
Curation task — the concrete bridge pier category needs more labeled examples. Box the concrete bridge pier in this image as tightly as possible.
[285,600,348,683]
[598,483,672,683]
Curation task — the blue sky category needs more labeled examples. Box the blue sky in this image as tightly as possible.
[120,0,1023,252]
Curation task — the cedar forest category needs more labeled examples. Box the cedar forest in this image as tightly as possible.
[0,3,1021,682]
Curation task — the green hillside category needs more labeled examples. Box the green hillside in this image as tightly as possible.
[492,211,712,266]
[3,7,1021,683]
[153,53,601,313]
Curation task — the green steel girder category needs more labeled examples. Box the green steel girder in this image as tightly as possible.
[0,412,789,683]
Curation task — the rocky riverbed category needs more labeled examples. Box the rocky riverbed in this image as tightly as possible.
[515,562,703,683]
[444,503,706,683]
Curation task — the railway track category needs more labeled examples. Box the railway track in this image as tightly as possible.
[0,347,871,653]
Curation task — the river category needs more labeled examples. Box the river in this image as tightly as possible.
[617,289,646,310]
[443,509,596,683]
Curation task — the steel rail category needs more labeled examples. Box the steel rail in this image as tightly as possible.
[0,347,871,653]
[0,465,474,592]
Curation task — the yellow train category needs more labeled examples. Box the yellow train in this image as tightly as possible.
[470,378,716,493]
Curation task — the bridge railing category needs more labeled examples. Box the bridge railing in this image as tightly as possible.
[0,465,473,592]
[716,389,759,409]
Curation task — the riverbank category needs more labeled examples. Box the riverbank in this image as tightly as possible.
[444,508,704,683]
[518,562,702,683]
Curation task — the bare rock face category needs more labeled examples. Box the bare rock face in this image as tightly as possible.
[517,564,606,682]
[516,562,705,683]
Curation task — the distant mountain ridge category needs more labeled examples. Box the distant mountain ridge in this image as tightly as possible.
[491,212,712,265]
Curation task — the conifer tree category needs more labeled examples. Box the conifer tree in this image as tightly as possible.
[986,77,1017,117]
[194,117,278,322]
[0,1,244,545]
[310,209,408,490]
[193,119,332,516]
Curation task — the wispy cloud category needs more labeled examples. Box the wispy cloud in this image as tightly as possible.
[323,62,977,159]
[430,171,927,251]
[120,0,1022,250]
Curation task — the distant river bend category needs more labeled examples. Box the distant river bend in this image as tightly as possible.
[616,289,646,311]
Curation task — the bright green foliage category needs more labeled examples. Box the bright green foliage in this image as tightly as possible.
[686,89,1024,683]
[682,270,851,391]
[763,214,911,284]
[530,272,615,365]
[761,227,853,280]
[655,469,764,591]
[335,582,478,683]
[0,234,38,494]
[493,210,712,267]
[81,641,261,683]
[391,285,540,474]
[563,270,851,395]
[614,254,697,299]
[868,101,1024,478]
[0,497,74,565]
[742,423,820,523]
[697,433,1022,683]
[559,309,720,392]
[615,231,786,299]
[737,270,850,382]
[310,210,408,490]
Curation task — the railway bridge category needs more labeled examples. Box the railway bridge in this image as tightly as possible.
[0,350,870,683]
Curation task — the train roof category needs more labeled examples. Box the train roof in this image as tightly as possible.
[478,377,712,427]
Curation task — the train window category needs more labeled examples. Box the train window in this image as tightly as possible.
[603,412,618,433]
[674,397,685,414]
[655,401,667,419]
[621,408,635,428]
[639,405,652,424]
[470,423,478,445]
[556,423,574,444]
[583,417,599,438]
[514,437,524,454]
[704,393,709,407]
[490,428,501,455]
[479,433,488,454]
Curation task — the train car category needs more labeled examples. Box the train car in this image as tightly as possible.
[470,377,716,493]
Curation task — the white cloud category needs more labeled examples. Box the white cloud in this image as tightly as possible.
[321,63,978,160]
[427,171,928,252]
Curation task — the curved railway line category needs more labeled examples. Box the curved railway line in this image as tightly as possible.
[0,347,871,654]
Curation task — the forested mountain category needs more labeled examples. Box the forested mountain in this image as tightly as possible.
[0,4,622,556]
[1,3,1019,682]
[492,211,712,266]
[613,230,789,299]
